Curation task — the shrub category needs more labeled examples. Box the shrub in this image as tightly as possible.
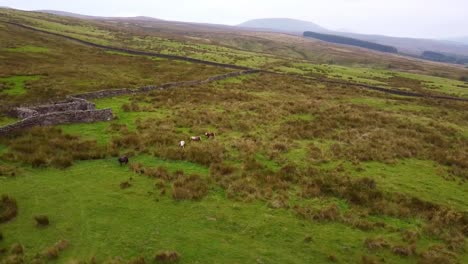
[43,246,59,259]
[361,255,381,264]
[0,165,20,177]
[34,215,50,227]
[154,251,180,263]
[2,254,24,264]
[172,174,208,201]
[41,240,69,260]
[120,181,132,189]
[127,257,146,264]
[402,230,420,243]
[328,255,338,262]
[54,240,69,251]
[364,238,390,251]
[0,195,18,223]
[391,244,416,256]
[417,245,455,264]
[10,243,24,255]
[295,204,341,222]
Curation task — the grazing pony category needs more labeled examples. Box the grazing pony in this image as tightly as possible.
[118,156,129,166]
[205,132,215,139]
[190,136,202,142]
[179,141,186,148]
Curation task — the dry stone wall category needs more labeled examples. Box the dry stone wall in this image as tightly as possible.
[0,109,113,136]
[0,70,260,136]
[74,70,260,100]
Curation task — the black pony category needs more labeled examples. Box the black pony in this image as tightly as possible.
[118,156,129,166]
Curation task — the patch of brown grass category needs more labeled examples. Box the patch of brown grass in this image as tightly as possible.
[0,195,18,223]
[172,174,208,201]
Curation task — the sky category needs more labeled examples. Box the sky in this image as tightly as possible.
[1,0,467,39]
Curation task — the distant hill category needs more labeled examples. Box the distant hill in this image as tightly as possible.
[445,36,468,45]
[37,10,98,19]
[37,10,163,22]
[238,18,328,33]
[238,18,468,59]
[304,31,398,53]
[29,11,468,63]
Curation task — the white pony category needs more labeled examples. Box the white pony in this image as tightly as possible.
[179,141,186,148]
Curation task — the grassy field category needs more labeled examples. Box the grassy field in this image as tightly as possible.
[1,8,467,264]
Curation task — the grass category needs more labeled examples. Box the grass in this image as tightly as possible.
[0,116,18,126]
[354,159,468,211]
[396,72,468,98]
[131,155,210,176]
[0,159,434,264]
[346,97,433,112]
[0,75,41,95]
[4,45,49,53]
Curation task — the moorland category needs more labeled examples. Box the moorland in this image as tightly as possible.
[0,7,467,264]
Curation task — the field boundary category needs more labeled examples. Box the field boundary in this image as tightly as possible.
[72,70,260,99]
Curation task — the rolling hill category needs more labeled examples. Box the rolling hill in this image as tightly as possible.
[238,18,468,59]
[238,18,328,33]
[38,9,163,22]
[446,36,468,45]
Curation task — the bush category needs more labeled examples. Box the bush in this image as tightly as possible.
[364,238,390,251]
[361,255,382,264]
[295,204,341,222]
[10,243,24,255]
[0,165,20,177]
[2,254,24,264]
[417,245,455,264]
[120,181,132,189]
[154,251,180,263]
[42,240,69,260]
[391,244,416,256]
[172,174,208,201]
[34,215,50,227]
[127,257,146,264]
[44,246,59,259]
[0,195,18,223]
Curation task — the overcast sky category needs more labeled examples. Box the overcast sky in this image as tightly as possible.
[2,0,467,39]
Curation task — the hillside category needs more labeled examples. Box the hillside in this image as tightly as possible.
[304,31,398,53]
[0,8,468,264]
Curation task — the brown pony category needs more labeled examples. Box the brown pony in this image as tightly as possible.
[205,132,215,139]
[190,136,202,142]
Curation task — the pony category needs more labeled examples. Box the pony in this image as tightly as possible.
[118,156,129,166]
